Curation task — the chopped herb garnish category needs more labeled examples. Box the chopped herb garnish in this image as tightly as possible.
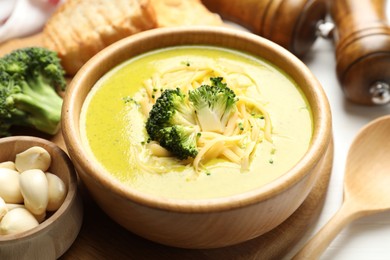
[181,60,191,67]
[122,96,138,105]
[238,122,244,131]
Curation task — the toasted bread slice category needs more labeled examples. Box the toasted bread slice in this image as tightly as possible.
[150,0,223,27]
[43,0,156,75]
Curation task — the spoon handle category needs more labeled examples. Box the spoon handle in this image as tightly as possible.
[293,201,361,259]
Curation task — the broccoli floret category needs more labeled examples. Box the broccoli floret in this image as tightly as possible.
[0,47,66,136]
[146,88,198,159]
[146,88,196,139]
[189,77,237,133]
[159,126,199,159]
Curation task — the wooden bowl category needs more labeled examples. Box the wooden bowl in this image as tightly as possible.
[62,27,332,249]
[0,136,83,259]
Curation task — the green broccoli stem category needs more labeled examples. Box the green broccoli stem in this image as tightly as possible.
[12,78,63,135]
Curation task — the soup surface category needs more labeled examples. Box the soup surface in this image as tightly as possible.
[80,46,312,199]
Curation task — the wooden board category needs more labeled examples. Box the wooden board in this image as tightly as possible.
[0,34,334,259]
[0,33,44,56]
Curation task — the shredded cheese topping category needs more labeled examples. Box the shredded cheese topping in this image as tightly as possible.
[133,60,272,173]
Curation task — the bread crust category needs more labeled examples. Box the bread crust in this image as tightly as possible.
[151,0,223,27]
[43,0,157,75]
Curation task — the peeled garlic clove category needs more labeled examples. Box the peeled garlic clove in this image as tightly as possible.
[7,203,46,223]
[19,169,49,215]
[32,211,46,223]
[0,208,39,235]
[15,146,51,172]
[0,197,7,220]
[0,161,16,170]
[0,168,23,203]
[46,172,67,211]
[6,203,25,211]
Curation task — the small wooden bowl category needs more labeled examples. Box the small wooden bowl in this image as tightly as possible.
[0,136,83,259]
[62,27,332,249]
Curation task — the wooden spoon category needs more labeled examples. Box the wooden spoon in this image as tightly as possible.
[294,115,390,259]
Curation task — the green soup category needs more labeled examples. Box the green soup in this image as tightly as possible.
[80,46,312,199]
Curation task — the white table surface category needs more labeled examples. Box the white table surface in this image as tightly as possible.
[286,7,390,259]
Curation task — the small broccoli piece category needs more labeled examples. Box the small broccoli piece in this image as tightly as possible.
[0,47,66,136]
[146,88,198,159]
[159,126,199,159]
[146,88,196,139]
[189,77,237,133]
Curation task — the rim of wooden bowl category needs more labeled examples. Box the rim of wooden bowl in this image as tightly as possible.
[63,26,332,213]
[0,136,79,242]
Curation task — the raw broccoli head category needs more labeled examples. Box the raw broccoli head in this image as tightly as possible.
[0,47,66,90]
[0,47,66,136]
[189,77,237,133]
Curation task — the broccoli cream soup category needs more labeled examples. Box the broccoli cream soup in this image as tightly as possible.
[80,46,313,199]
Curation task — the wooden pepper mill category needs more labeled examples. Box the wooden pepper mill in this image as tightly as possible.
[201,0,329,58]
[331,0,390,105]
